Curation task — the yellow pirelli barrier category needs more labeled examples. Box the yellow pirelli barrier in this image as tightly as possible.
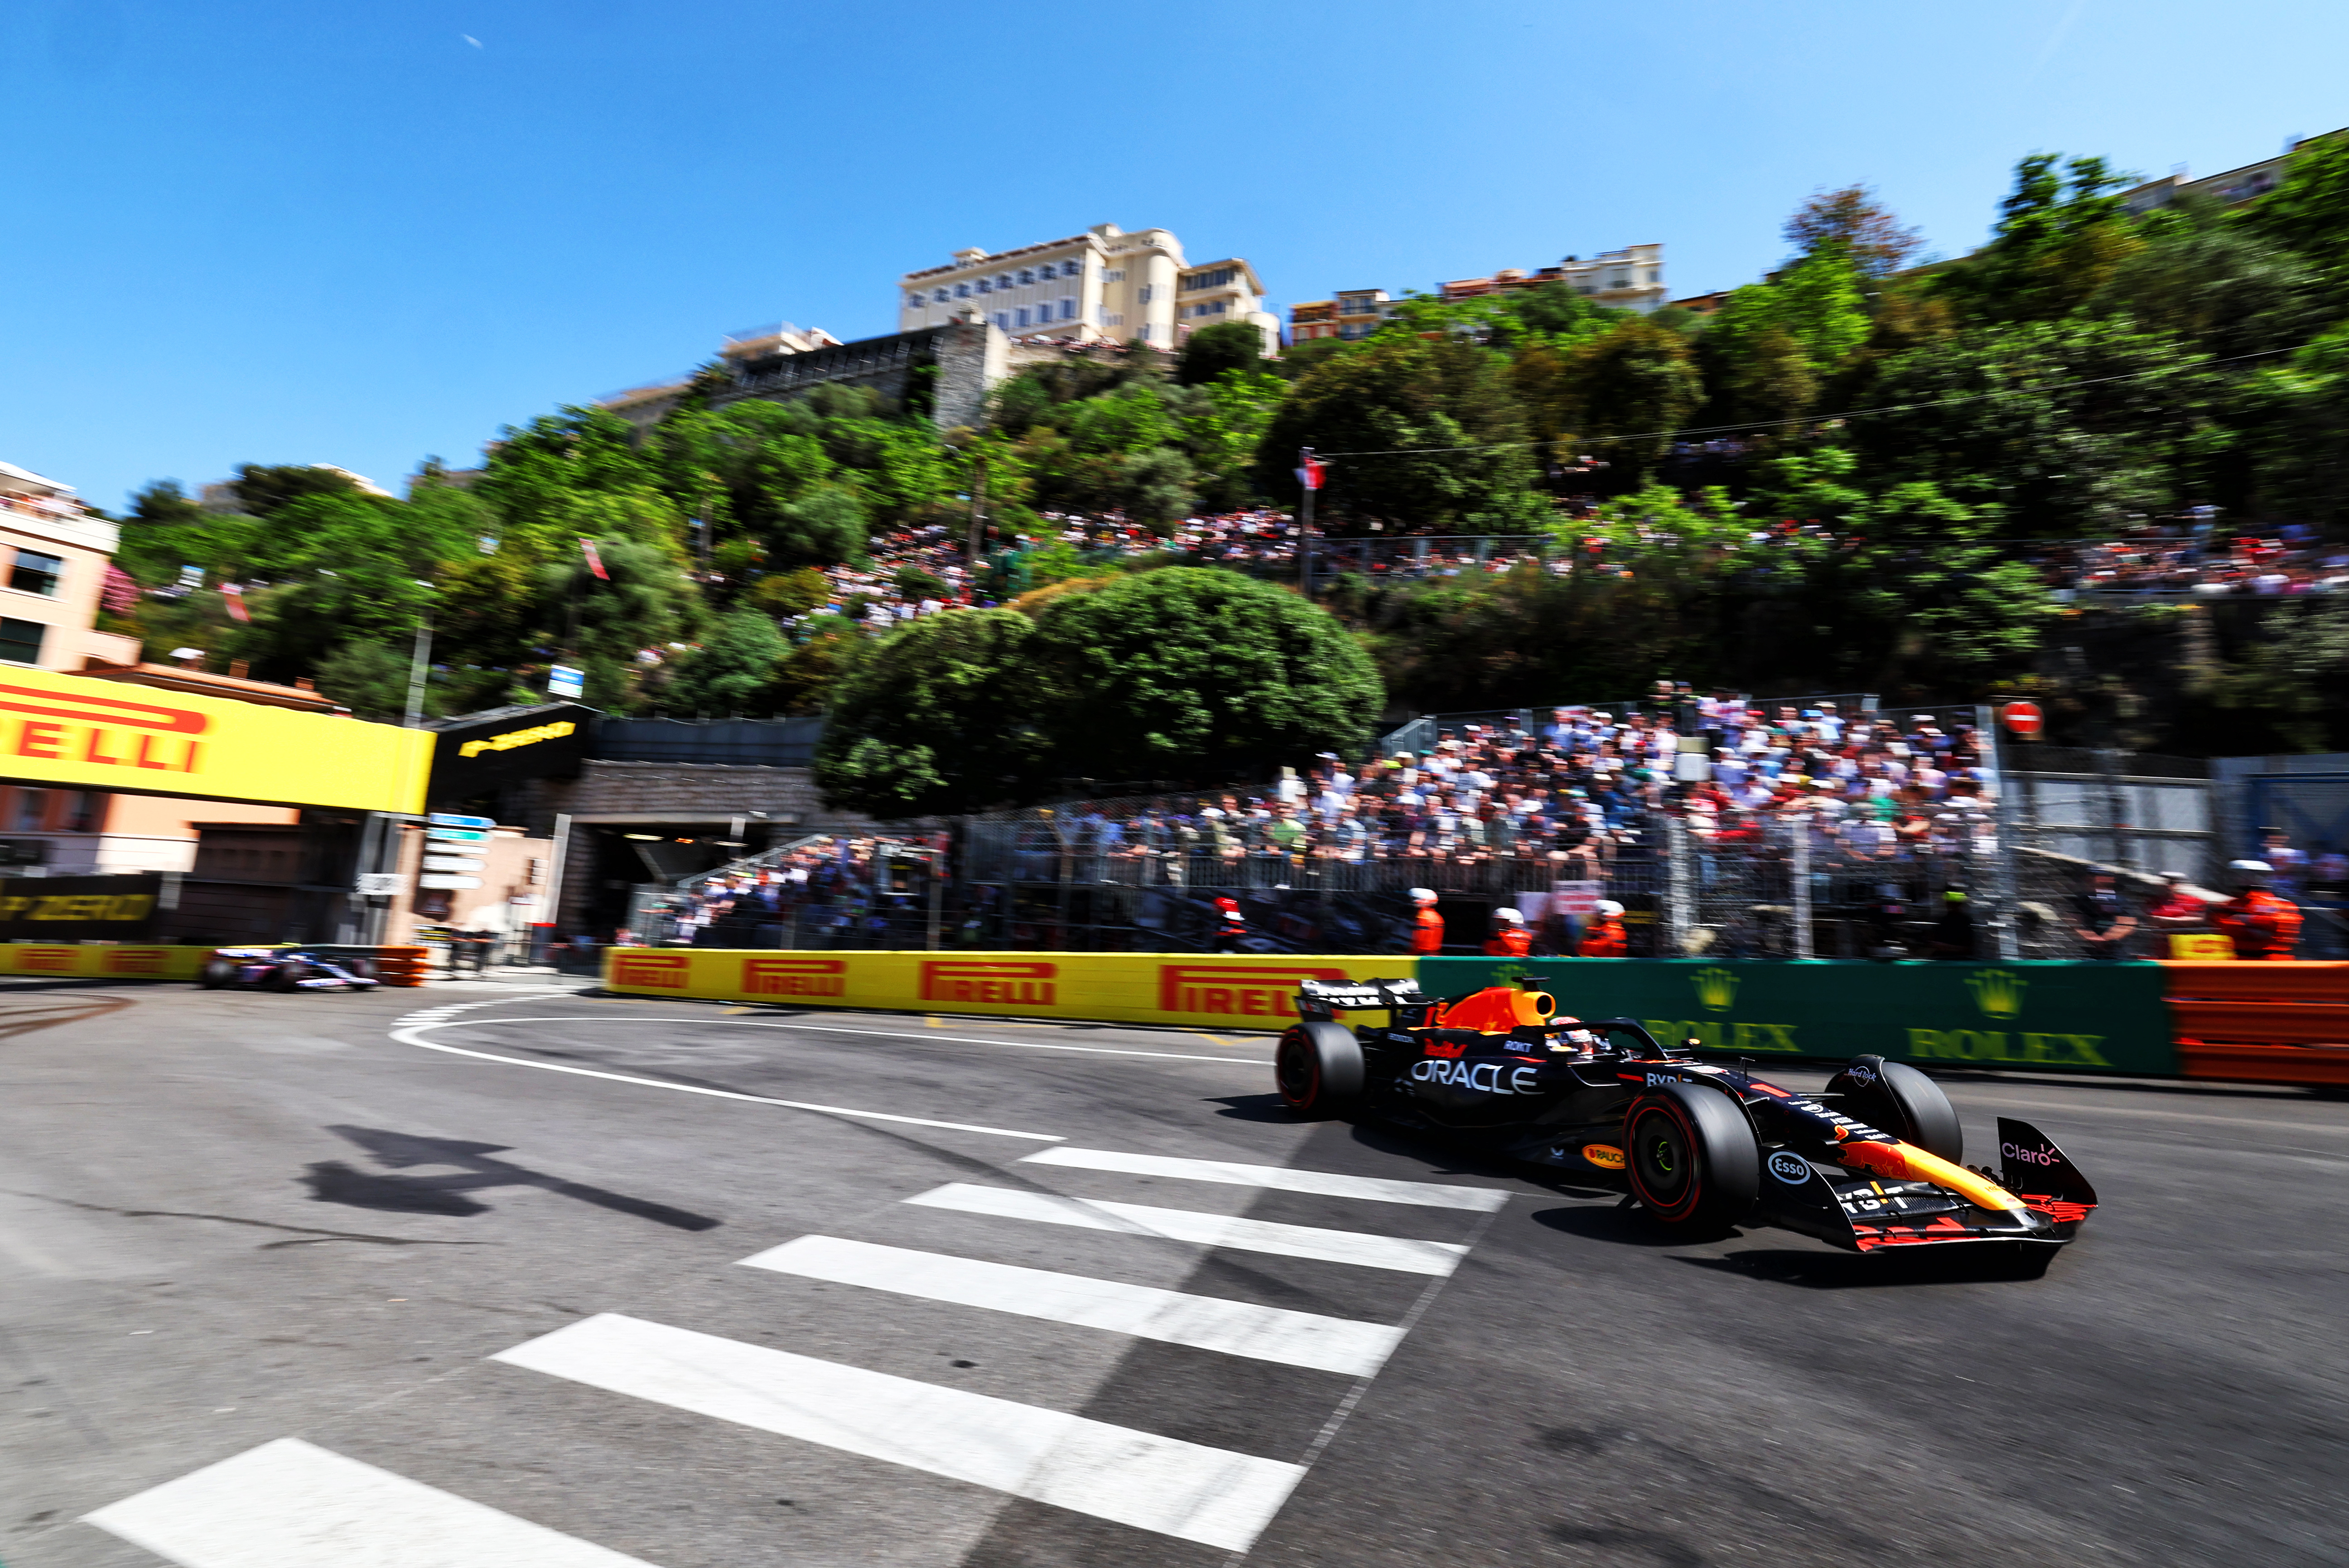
[0,943,212,980]
[602,948,1421,1031]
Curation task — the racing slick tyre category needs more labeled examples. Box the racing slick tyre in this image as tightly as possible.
[1827,1055,1962,1165]
[341,958,377,982]
[1624,1082,1761,1231]
[198,959,233,990]
[269,960,310,993]
[1276,1022,1365,1118]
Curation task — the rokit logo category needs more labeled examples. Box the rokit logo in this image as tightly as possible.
[1157,964,1350,1018]
[922,960,1056,1006]
[1411,1058,1541,1095]
[612,953,690,989]
[741,957,846,998]
[2002,1140,2064,1167]
[1767,1151,1814,1184]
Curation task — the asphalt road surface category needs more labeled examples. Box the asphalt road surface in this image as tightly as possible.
[3,975,2344,1568]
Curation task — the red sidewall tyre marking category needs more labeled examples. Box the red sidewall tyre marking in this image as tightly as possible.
[1629,1096,1706,1224]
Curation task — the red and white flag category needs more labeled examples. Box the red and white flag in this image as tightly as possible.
[1295,454,1327,492]
[220,583,251,623]
[579,538,609,580]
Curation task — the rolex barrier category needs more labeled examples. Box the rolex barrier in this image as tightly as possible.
[601,947,2349,1089]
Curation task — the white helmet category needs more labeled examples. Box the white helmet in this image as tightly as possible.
[1409,887,1438,904]
[1495,907,1524,924]
[2229,859,2273,884]
[1597,900,1625,918]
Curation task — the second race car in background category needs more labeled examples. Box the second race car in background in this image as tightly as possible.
[198,948,381,993]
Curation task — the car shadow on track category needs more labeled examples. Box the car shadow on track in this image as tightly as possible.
[1676,1244,2056,1288]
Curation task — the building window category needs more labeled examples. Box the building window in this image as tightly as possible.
[975,278,992,294]
[1103,269,1125,283]
[1015,307,1031,328]
[0,618,42,666]
[997,274,1013,291]
[1138,284,1155,304]
[1059,297,1076,320]
[1062,260,1083,278]
[993,312,1010,330]
[9,551,62,598]
[12,788,46,832]
[61,791,99,832]
[1139,323,1153,340]
[954,282,970,299]
[1102,311,1123,327]
[1017,269,1034,286]
[934,287,950,303]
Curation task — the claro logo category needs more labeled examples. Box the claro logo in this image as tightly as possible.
[2002,1140,2064,1167]
[1158,964,1351,1018]
[0,684,207,775]
[612,953,690,989]
[921,960,1056,1006]
[741,957,846,998]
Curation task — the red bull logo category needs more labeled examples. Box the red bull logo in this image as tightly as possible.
[612,953,690,989]
[921,960,1057,1006]
[1157,964,1352,1019]
[741,957,846,998]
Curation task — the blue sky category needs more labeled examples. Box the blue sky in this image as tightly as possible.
[6,0,2344,511]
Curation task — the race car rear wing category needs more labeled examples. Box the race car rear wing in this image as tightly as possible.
[1295,976,1424,1021]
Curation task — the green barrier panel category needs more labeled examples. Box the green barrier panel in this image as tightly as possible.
[1415,957,2177,1077]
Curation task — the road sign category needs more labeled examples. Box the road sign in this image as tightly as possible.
[429,813,495,830]
[548,664,584,700]
[354,873,401,896]
[417,873,483,890]
[426,827,490,844]
[423,855,485,873]
[2001,700,2045,739]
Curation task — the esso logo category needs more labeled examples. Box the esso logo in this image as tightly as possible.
[1767,1151,1813,1184]
[2002,1141,2061,1167]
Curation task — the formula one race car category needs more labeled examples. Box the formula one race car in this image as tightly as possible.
[198,947,381,993]
[1277,978,2097,1258]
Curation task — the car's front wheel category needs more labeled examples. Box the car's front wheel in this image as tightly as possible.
[198,959,233,990]
[1275,1022,1365,1118]
[1625,1083,1760,1231]
[270,960,309,992]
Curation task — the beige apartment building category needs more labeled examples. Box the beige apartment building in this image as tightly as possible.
[1441,244,1667,313]
[897,223,1278,352]
[0,462,142,674]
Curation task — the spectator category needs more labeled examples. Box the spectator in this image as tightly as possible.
[2069,872,2139,960]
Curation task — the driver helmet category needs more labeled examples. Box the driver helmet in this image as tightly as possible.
[1493,907,1524,925]
[1596,900,1625,918]
[2229,859,2273,888]
[1409,887,1438,905]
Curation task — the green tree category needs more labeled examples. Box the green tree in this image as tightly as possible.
[1021,568,1382,786]
[1558,318,1706,470]
[814,609,1047,815]
[226,463,368,517]
[2093,213,2329,360]
[664,608,790,715]
[314,639,419,722]
[2239,131,2349,296]
[1177,320,1268,385]
[1936,153,2145,323]
[1257,338,1543,531]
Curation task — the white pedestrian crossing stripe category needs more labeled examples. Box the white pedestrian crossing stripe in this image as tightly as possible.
[904,1182,1471,1274]
[83,1437,662,1568]
[491,1313,1305,1552]
[1022,1145,1511,1210]
[738,1234,1404,1375]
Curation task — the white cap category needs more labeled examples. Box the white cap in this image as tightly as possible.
[1409,887,1438,903]
[1495,907,1524,923]
[1597,900,1625,917]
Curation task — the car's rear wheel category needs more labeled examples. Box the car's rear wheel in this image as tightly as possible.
[1276,1022,1364,1118]
[198,959,233,990]
[1829,1055,1962,1164]
[341,957,377,982]
[1625,1084,1760,1230]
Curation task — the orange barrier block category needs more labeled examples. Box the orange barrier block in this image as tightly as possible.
[2158,961,2349,1003]
[2177,1039,2349,1086]
[2168,999,2349,1047]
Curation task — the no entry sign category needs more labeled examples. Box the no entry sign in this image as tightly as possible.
[2001,700,2045,739]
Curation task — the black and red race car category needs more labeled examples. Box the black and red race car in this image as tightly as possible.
[1276,977,2097,1259]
